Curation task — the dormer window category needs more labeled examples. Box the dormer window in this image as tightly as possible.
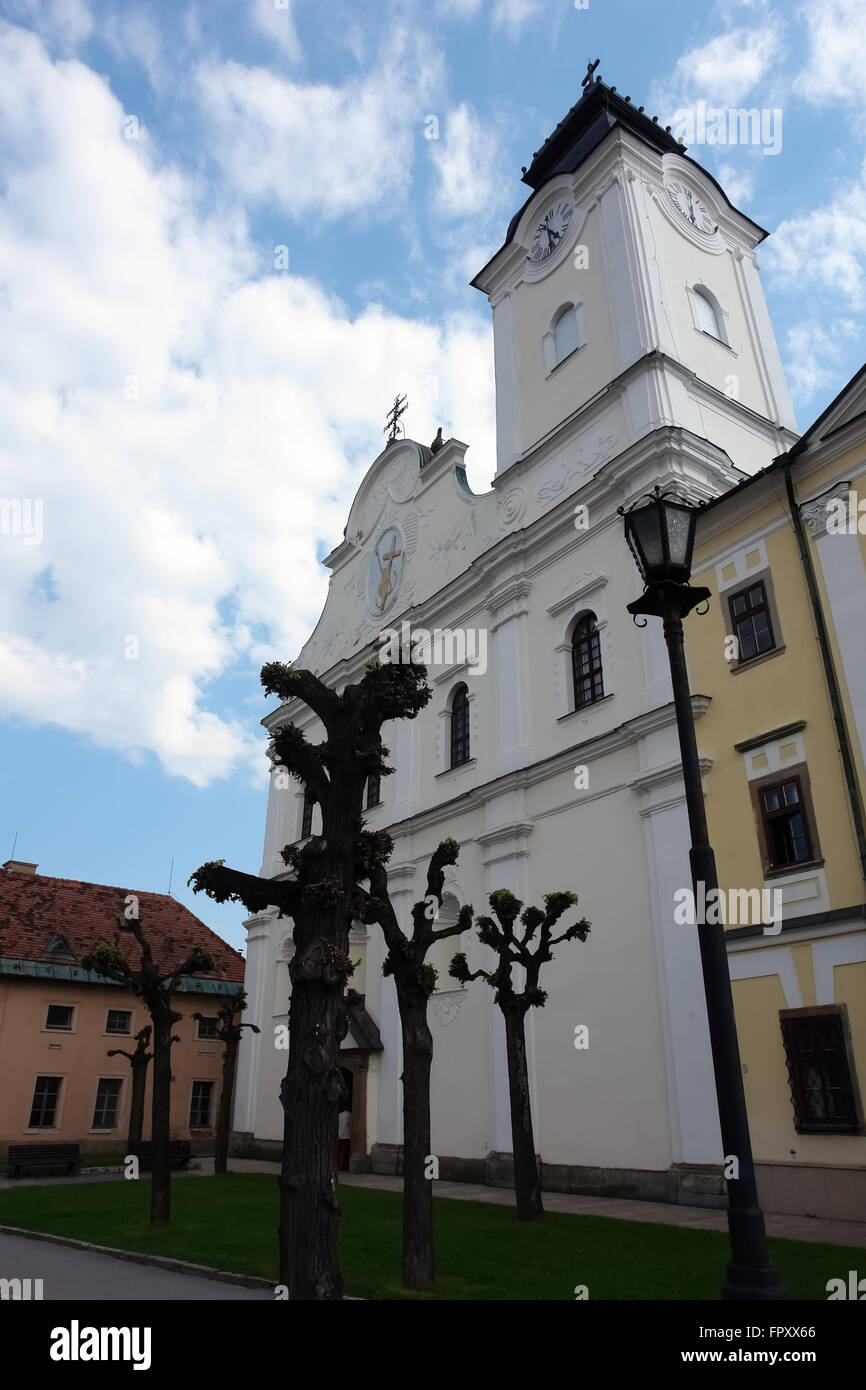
[45,934,75,960]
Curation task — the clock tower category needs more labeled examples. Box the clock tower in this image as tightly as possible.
[472,65,797,480]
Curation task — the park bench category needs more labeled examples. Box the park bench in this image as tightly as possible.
[128,1140,191,1171]
[8,1142,81,1178]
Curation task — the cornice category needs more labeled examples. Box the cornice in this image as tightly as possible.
[369,695,712,843]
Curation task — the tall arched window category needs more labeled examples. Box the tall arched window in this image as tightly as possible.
[553,304,580,364]
[365,771,381,808]
[450,684,470,767]
[693,285,724,341]
[301,787,316,839]
[572,614,604,709]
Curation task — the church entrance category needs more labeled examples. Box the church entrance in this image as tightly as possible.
[338,1067,354,1171]
[338,1052,371,1172]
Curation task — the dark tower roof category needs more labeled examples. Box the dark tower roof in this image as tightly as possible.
[520,74,683,192]
[472,69,766,289]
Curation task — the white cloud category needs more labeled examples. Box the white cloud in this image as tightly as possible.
[764,162,866,305]
[250,0,302,63]
[793,0,866,106]
[491,0,544,34]
[715,160,756,207]
[430,103,502,218]
[101,9,164,90]
[3,0,92,48]
[195,28,441,220]
[651,24,784,121]
[0,23,494,786]
[782,318,860,404]
[436,0,484,17]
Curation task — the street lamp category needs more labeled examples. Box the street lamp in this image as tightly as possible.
[620,484,785,1301]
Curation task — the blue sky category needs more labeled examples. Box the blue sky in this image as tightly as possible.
[1,0,864,952]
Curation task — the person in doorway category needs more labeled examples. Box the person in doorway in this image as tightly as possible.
[338,1105,351,1172]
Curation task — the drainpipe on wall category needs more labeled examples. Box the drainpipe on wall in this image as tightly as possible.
[782,459,866,886]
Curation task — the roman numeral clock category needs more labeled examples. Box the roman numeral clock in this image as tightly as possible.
[529,199,573,262]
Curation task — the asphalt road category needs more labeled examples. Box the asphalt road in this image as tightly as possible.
[0,1230,272,1300]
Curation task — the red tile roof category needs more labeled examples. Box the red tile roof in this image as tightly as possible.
[0,868,245,985]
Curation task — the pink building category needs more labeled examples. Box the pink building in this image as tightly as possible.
[0,860,245,1157]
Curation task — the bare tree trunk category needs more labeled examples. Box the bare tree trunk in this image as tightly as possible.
[150,1013,173,1226]
[277,949,346,1300]
[128,1060,148,1148]
[214,1037,236,1175]
[399,992,434,1289]
[504,1008,543,1221]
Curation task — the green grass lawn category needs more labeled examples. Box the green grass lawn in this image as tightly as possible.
[0,1173,851,1299]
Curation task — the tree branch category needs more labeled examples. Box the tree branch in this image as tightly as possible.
[261,662,341,727]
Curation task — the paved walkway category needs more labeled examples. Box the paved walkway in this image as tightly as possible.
[4,1156,864,1249]
[218,1158,866,1248]
[0,1230,271,1300]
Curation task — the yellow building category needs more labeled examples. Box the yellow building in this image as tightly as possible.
[690,364,866,1221]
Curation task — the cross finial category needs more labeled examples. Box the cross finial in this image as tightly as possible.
[384,393,408,443]
[581,58,600,90]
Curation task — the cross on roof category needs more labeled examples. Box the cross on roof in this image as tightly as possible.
[581,58,600,90]
[384,393,408,442]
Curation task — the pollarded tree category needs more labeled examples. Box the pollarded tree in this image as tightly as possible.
[450,889,590,1221]
[192,990,260,1175]
[106,1024,153,1149]
[353,832,473,1290]
[188,653,430,1300]
[82,917,214,1225]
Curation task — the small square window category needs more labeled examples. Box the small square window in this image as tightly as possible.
[106,1009,132,1035]
[45,1005,74,1031]
[196,1016,220,1041]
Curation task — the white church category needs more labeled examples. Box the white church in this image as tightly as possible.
[231,70,799,1204]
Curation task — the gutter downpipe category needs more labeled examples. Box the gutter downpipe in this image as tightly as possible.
[782,457,866,885]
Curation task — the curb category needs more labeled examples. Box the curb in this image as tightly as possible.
[0,1224,273,1290]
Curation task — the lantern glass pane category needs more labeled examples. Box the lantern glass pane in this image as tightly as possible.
[664,504,693,568]
[629,507,664,574]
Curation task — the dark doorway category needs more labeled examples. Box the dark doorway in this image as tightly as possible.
[338,1068,354,1171]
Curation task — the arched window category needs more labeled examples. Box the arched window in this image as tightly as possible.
[450,684,470,767]
[365,771,381,809]
[301,787,316,839]
[572,614,604,709]
[693,285,724,341]
[553,304,580,364]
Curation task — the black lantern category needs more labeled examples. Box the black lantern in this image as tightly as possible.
[622,485,700,586]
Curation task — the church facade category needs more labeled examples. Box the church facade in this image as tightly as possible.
[231,75,819,1206]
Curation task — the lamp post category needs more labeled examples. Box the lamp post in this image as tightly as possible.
[620,485,785,1301]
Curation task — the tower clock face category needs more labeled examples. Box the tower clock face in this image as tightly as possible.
[530,199,573,261]
[666,182,715,233]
